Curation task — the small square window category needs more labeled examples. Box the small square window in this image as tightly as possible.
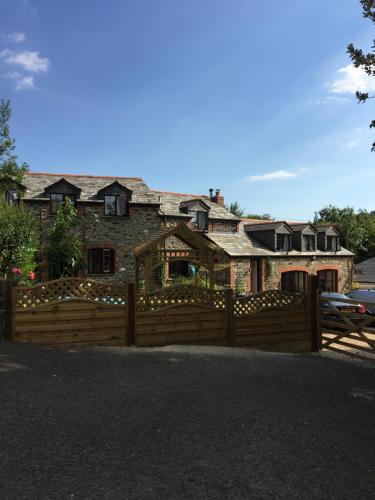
[6,190,18,205]
[88,248,115,274]
[276,234,291,251]
[104,195,117,216]
[303,235,315,251]
[50,193,64,214]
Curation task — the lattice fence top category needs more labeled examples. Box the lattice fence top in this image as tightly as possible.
[234,290,306,316]
[137,285,226,313]
[15,278,128,309]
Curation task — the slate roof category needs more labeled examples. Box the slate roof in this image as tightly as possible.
[355,257,375,283]
[205,231,354,257]
[22,173,238,219]
[22,172,160,205]
[288,223,317,233]
[151,191,239,221]
[244,221,293,232]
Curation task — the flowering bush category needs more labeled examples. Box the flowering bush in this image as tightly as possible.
[10,267,37,284]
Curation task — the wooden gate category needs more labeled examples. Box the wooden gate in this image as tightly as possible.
[320,295,375,362]
[12,278,128,346]
[233,290,312,352]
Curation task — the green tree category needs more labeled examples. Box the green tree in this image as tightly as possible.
[314,205,375,261]
[347,0,375,151]
[0,201,37,278]
[245,213,273,220]
[47,199,83,278]
[0,99,28,183]
[226,201,245,217]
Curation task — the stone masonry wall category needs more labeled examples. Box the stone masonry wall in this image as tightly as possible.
[26,201,162,284]
[232,259,251,293]
[263,256,354,292]
[210,220,237,233]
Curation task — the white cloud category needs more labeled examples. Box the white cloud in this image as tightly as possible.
[345,139,359,148]
[15,75,34,90]
[246,170,297,182]
[2,71,35,90]
[328,64,375,94]
[3,32,26,43]
[21,0,37,15]
[314,95,350,105]
[0,49,49,72]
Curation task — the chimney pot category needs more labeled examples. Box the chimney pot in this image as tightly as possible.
[211,188,224,207]
[209,188,214,199]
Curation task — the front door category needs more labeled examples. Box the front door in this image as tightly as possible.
[251,260,260,293]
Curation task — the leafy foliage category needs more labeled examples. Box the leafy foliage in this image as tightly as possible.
[226,201,273,220]
[226,201,245,217]
[0,201,38,278]
[0,99,28,184]
[347,0,375,150]
[46,198,83,278]
[314,205,375,261]
[245,213,273,221]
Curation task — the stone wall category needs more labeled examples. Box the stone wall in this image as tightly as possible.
[210,220,237,233]
[263,255,353,292]
[228,255,353,294]
[231,259,251,293]
[25,201,162,284]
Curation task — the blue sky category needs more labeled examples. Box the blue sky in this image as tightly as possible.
[1,0,375,220]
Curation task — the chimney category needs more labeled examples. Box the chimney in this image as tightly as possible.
[211,188,224,207]
[209,188,214,200]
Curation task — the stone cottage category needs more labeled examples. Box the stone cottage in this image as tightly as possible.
[8,171,354,293]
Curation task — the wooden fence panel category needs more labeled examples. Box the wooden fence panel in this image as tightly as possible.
[233,290,311,352]
[10,280,315,351]
[234,310,310,352]
[136,304,227,347]
[13,278,128,346]
[14,301,128,345]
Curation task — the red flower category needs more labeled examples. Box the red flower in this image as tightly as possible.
[27,271,36,281]
[12,267,22,276]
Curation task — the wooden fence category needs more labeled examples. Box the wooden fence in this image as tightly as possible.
[320,295,375,363]
[12,278,128,346]
[10,277,319,352]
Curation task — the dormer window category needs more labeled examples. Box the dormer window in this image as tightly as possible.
[179,199,210,231]
[50,193,77,214]
[6,190,19,205]
[104,195,128,216]
[191,210,208,231]
[97,181,132,216]
[276,234,291,251]
[317,226,341,252]
[327,236,341,252]
[303,235,316,251]
[0,178,25,205]
[44,178,81,215]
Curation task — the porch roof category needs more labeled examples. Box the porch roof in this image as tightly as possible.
[130,223,220,257]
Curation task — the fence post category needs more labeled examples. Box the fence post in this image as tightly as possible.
[127,283,136,346]
[225,288,235,346]
[308,275,320,352]
[0,280,13,341]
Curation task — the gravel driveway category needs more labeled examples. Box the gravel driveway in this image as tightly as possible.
[0,342,374,499]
